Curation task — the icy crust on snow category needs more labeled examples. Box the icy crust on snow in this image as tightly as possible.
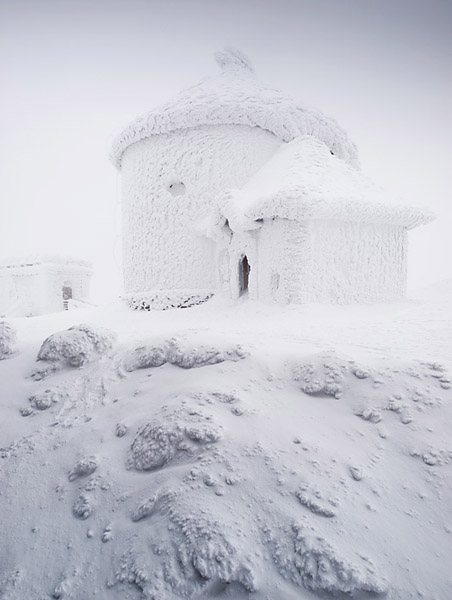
[217,136,433,231]
[37,323,116,367]
[111,47,358,169]
[0,321,16,359]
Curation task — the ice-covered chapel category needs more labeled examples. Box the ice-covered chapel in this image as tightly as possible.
[111,48,432,307]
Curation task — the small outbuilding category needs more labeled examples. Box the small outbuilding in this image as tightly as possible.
[111,47,433,308]
[0,256,92,317]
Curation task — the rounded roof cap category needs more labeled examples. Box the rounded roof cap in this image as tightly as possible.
[110,47,359,169]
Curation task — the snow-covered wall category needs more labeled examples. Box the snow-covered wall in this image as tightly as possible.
[218,219,407,304]
[0,260,92,317]
[256,219,309,303]
[121,124,282,295]
[305,220,407,303]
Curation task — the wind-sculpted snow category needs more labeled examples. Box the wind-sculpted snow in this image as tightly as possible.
[37,323,116,367]
[266,520,387,594]
[2,321,452,599]
[122,338,248,372]
[0,321,16,359]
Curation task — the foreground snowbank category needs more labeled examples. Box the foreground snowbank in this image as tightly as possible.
[0,288,451,599]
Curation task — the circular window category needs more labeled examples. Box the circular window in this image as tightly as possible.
[168,181,186,197]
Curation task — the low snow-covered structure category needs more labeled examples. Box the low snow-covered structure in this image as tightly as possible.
[0,257,92,317]
[112,47,433,307]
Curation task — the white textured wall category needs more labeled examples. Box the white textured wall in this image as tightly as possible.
[121,124,281,294]
[255,219,310,303]
[218,219,407,305]
[302,220,407,303]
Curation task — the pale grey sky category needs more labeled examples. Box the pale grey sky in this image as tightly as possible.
[1,0,451,301]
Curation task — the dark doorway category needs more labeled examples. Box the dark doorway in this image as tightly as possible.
[239,255,250,296]
[62,285,72,310]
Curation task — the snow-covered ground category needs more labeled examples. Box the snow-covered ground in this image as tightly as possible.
[1,284,451,599]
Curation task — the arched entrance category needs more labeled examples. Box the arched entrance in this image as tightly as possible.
[239,255,250,296]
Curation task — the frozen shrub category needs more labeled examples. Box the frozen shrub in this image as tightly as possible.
[0,321,16,360]
[131,495,158,522]
[72,494,93,519]
[122,345,166,372]
[129,416,223,471]
[69,456,98,481]
[293,354,346,398]
[37,323,115,367]
[166,338,248,369]
[115,423,128,438]
[122,338,248,372]
[29,387,66,411]
[130,423,184,471]
[184,423,223,444]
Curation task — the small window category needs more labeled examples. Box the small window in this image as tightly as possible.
[168,181,186,197]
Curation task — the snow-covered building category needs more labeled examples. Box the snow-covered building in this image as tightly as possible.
[111,47,433,307]
[0,257,92,317]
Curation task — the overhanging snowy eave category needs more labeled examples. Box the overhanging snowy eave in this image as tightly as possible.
[244,199,435,229]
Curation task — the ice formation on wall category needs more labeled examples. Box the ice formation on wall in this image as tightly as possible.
[0,256,92,317]
[112,47,433,307]
[120,124,281,297]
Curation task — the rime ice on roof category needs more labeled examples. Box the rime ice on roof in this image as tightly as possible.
[218,136,434,233]
[112,47,433,308]
[110,47,358,169]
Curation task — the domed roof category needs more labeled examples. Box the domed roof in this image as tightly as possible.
[110,48,359,169]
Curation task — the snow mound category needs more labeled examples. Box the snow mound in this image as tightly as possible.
[129,403,223,471]
[37,323,116,367]
[0,321,16,359]
[1,307,452,599]
[122,338,248,372]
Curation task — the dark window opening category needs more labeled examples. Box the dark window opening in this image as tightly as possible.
[168,181,186,197]
[62,285,72,311]
[239,255,250,296]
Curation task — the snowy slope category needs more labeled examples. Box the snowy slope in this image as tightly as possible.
[0,286,451,599]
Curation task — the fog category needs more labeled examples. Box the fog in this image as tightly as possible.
[1,0,451,302]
